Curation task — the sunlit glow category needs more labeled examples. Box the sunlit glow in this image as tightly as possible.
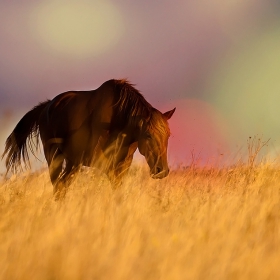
[164,99,230,165]
[29,0,124,58]
[207,22,280,143]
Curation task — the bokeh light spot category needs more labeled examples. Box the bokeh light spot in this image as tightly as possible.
[207,22,280,143]
[29,0,124,58]
[164,99,230,165]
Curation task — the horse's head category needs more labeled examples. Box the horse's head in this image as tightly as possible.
[138,108,176,179]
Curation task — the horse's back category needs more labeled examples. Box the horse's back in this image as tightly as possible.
[43,81,116,131]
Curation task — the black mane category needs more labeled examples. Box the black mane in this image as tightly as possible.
[113,79,154,125]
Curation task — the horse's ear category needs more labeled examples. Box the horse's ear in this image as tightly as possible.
[163,108,176,120]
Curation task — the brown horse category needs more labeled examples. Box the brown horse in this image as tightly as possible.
[2,79,175,196]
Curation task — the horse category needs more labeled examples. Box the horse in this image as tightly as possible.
[2,79,175,197]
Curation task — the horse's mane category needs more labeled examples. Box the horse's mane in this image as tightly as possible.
[114,79,154,126]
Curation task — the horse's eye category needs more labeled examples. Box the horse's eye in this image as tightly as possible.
[146,134,152,139]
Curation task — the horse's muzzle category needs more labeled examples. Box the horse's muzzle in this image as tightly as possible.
[151,168,169,179]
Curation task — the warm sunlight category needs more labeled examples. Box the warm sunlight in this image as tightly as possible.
[206,23,280,143]
[29,0,124,58]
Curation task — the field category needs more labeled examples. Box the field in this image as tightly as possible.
[0,159,280,280]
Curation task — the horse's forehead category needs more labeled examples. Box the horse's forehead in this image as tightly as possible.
[149,112,170,136]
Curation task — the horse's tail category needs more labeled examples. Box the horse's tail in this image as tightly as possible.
[2,100,50,174]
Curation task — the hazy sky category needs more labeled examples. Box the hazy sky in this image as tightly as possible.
[1,0,280,171]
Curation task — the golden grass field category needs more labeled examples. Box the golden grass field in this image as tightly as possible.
[0,158,280,280]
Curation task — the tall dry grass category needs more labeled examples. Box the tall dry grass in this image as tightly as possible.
[0,160,280,280]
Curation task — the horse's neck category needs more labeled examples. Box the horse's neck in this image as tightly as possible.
[100,122,110,130]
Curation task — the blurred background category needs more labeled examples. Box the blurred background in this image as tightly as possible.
[1,0,280,171]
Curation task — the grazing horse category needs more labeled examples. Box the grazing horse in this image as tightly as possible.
[2,79,175,196]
